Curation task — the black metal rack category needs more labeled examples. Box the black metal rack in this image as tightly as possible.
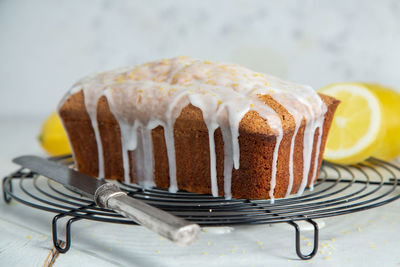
[3,155,400,260]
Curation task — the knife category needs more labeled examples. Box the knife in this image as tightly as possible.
[12,155,200,246]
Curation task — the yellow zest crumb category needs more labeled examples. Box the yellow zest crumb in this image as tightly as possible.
[204,60,211,64]
[202,252,208,255]
[324,256,330,260]
[250,103,254,107]
[207,241,211,246]
[321,242,329,248]
[306,241,312,247]
[137,94,142,104]
[331,238,335,242]
[369,242,376,249]
[116,76,125,84]
[217,100,222,105]
[343,230,350,234]
[26,235,31,240]
[242,249,246,254]
[252,73,259,77]
[256,241,263,245]
[202,229,207,232]
[156,249,160,253]
[231,83,239,87]
[219,254,225,258]
[357,227,362,232]
[109,248,112,251]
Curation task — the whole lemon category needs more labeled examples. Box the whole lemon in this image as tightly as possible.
[365,83,400,161]
[38,112,71,156]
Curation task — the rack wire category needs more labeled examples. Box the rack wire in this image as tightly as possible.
[3,155,400,260]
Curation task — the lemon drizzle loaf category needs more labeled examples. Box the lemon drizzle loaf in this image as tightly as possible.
[58,57,339,201]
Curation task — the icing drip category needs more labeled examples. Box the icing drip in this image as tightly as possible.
[165,92,190,192]
[119,122,138,183]
[297,113,327,196]
[309,120,325,191]
[83,85,106,178]
[59,57,327,200]
[252,103,283,203]
[189,93,219,196]
[220,123,234,199]
[163,124,178,192]
[141,126,156,188]
[286,123,300,197]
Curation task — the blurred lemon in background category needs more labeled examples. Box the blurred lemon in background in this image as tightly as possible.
[366,83,400,161]
[38,112,71,156]
[319,82,400,164]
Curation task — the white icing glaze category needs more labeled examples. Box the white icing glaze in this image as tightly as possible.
[309,122,325,191]
[58,56,327,200]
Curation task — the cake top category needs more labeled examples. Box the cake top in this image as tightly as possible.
[65,56,325,130]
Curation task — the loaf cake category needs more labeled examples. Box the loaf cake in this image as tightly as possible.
[58,56,339,201]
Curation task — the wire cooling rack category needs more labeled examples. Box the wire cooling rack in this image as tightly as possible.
[3,155,400,260]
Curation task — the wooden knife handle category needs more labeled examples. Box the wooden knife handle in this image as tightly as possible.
[94,183,200,246]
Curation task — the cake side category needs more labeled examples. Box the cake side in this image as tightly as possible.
[59,90,338,199]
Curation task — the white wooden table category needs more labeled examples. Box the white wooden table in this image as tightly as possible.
[1,117,400,267]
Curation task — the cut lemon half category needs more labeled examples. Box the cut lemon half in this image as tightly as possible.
[319,83,385,164]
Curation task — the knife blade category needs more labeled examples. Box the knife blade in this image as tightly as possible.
[13,155,200,246]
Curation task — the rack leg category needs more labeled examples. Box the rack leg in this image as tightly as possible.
[52,214,82,253]
[2,176,13,203]
[288,219,319,260]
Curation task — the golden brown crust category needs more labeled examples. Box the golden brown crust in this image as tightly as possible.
[59,90,339,199]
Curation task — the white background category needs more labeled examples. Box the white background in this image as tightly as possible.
[1,0,400,119]
[1,1,400,266]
